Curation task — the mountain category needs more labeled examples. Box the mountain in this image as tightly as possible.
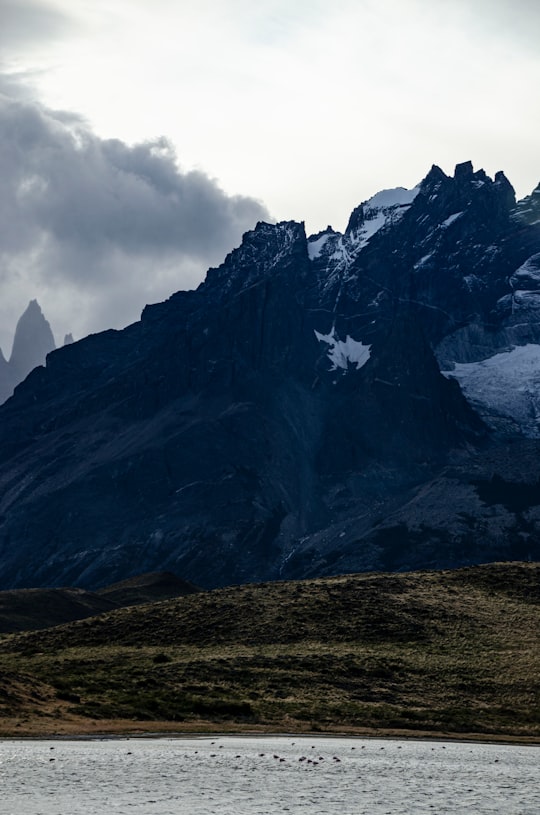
[0,162,539,590]
[0,300,56,404]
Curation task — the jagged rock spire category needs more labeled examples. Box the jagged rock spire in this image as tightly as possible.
[9,300,56,381]
[0,300,58,404]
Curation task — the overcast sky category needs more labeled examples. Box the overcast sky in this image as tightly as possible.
[1,0,540,353]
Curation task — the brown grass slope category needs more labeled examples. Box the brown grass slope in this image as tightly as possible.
[0,572,201,635]
[95,571,201,607]
[0,588,119,634]
[0,562,538,740]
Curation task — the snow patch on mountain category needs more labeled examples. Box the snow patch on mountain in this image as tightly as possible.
[309,186,421,264]
[315,328,371,372]
[414,252,434,270]
[348,187,420,249]
[441,211,464,228]
[366,186,421,211]
[442,344,540,437]
[307,233,331,260]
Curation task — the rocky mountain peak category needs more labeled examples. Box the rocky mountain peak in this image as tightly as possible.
[0,300,59,404]
[513,182,540,225]
[412,162,516,240]
[492,170,516,209]
[1,164,540,590]
[9,300,55,380]
[203,219,309,299]
[418,163,448,192]
[454,160,475,180]
[343,187,420,239]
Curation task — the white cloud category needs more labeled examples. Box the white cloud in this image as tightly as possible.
[19,0,537,233]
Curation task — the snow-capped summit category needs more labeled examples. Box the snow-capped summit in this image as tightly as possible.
[344,186,420,246]
[306,185,420,265]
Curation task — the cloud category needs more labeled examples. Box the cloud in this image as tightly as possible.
[452,0,540,49]
[0,74,270,353]
[0,0,74,50]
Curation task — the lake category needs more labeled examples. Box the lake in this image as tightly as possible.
[1,735,538,814]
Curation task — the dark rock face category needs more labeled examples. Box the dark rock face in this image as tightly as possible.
[1,163,540,590]
[0,300,56,404]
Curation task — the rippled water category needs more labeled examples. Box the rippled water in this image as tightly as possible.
[1,735,539,814]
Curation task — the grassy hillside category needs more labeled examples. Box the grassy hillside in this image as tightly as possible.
[0,572,200,634]
[0,588,119,634]
[0,563,538,740]
[95,571,200,607]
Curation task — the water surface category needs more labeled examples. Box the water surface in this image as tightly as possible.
[1,735,538,814]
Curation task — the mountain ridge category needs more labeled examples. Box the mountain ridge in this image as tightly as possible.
[1,162,540,589]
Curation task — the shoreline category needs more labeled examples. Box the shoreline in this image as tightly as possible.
[1,718,538,745]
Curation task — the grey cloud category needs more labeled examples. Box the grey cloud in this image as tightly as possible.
[442,0,540,50]
[0,0,73,49]
[0,75,270,350]
[32,133,265,262]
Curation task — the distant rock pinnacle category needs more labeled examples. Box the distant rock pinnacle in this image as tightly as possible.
[9,300,56,380]
[0,300,58,404]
